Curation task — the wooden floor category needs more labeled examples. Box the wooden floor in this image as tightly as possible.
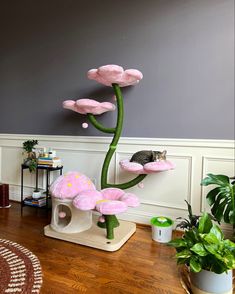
[0,203,185,294]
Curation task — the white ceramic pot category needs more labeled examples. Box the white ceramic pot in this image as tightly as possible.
[151,216,173,243]
[190,269,233,294]
[32,191,42,199]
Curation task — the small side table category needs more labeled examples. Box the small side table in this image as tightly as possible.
[21,164,63,215]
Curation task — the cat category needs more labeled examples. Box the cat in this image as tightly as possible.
[130,150,167,166]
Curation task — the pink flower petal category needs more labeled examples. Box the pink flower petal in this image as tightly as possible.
[87,64,143,87]
[119,69,143,87]
[144,160,176,172]
[119,193,140,207]
[97,65,124,83]
[73,190,102,210]
[63,100,77,111]
[90,102,116,115]
[50,171,96,199]
[120,159,175,174]
[87,69,110,86]
[73,194,97,210]
[96,200,127,215]
[119,159,145,174]
[101,188,125,200]
[63,98,115,115]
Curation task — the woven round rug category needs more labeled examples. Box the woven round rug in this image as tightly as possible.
[0,239,42,293]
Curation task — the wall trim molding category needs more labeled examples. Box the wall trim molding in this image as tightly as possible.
[0,133,234,148]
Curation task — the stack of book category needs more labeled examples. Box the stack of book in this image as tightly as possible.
[23,197,46,207]
[37,157,62,168]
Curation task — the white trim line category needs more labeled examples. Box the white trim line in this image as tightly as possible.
[0,133,234,148]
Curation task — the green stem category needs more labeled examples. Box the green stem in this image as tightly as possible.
[104,215,117,239]
[101,83,124,189]
[87,114,115,133]
[100,84,147,190]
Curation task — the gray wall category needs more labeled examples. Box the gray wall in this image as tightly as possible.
[0,0,234,139]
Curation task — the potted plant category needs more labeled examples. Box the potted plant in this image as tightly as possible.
[169,208,235,293]
[201,173,235,238]
[22,140,38,172]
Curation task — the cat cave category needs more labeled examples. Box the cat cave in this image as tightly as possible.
[44,64,176,251]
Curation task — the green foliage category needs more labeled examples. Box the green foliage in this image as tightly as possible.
[176,200,200,230]
[28,159,37,173]
[23,140,38,153]
[201,174,235,227]
[168,212,235,274]
[22,140,38,172]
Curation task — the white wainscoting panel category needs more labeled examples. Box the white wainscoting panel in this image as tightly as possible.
[0,134,234,234]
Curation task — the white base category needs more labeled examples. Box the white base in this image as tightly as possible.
[44,217,136,252]
[191,284,232,294]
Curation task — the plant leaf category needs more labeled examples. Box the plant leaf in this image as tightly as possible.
[210,260,227,274]
[204,232,220,244]
[204,244,219,255]
[175,249,192,259]
[168,239,187,248]
[191,243,208,256]
[201,174,230,186]
[198,213,212,234]
[190,256,202,272]
[209,225,223,241]
[224,239,235,251]
[206,187,220,205]
[214,199,228,222]
[224,202,232,223]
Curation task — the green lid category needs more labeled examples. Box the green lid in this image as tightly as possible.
[151,216,173,227]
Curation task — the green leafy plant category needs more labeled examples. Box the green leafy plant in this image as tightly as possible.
[169,212,235,274]
[23,140,38,154]
[201,174,235,235]
[176,200,218,230]
[176,200,200,230]
[22,140,38,172]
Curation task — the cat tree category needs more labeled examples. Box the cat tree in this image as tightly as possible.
[44,64,175,251]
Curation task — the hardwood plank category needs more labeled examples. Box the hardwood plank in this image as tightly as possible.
[0,203,184,293]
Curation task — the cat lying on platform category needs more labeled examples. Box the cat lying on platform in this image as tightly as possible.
[130,150,167,166]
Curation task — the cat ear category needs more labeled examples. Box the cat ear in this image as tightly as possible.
[162,150,167,156]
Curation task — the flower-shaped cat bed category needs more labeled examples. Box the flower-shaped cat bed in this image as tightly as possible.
[120,160,176,174]
[73,187,139,215]
[87,64,143,87]
[63,99,116,115]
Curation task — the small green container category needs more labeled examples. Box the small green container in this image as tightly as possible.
[151,216,174,243]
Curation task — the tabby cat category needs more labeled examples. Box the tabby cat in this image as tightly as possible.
[130,150,167,166]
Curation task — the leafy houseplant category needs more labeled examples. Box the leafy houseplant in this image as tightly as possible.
[169,212,235,273]
[22,140,38,172]
[201,174,235,237]
[169,212,235,293]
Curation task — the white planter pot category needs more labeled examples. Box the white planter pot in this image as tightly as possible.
[32,191,42,199]
[190,269,233,294]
